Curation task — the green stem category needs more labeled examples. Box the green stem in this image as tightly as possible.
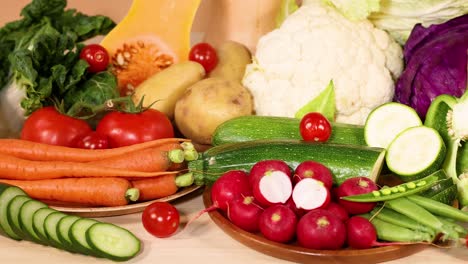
[175,173,194,187]
[125,188,140,202]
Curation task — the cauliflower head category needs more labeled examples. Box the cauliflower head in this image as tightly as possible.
[242,0,404,125]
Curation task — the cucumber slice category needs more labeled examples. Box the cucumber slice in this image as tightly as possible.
[69,218,100,256]
[6,195,32,240]
[32,207,57,244]
[57,215,81,251]
[386,126,446,181]
[0,184,27,240]
[86,223,141,261]
[365,102,422,149]
[43,211,68,249]
[18,200,48,243]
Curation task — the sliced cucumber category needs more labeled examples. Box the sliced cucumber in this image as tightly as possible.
[365,102,422,149]
[69,218,100,256]
[86,223,141,261]
[18,200,48,243]
[57,215,81,251]
[32,207,57,244]
[44,211,68,249]
[6,195,32,240]
[0,184,27,240]
[386,126,446,181]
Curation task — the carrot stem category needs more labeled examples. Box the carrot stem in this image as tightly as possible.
[125,188,140,202]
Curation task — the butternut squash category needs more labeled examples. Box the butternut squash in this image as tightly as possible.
[100,0,201,95]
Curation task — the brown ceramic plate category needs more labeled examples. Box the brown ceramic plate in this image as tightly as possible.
[47,185,202,217]
[202,186,427,264]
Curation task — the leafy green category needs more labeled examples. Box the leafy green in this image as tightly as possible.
[295,80,336,121]
[322,0,380,21]
[276,0,300,27]
[0,0,116,136]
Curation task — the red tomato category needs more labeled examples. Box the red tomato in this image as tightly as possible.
[96,109,174,148]
[73,131,110,149]
[21,106,93,147]
[189,42,218,73]
[299,112,332,142]
[80,44,110,73]
[142,202,180,238]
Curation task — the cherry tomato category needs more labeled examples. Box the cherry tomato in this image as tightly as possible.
[80,44,110,73]
[21,106,93,147]
[142,202,180,238]
[96,109,174,148]
[189,42,218,73]
[73,131,110,149]
[299,112,332,142]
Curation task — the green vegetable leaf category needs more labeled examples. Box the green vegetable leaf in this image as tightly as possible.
[295,80,336,121]
[276,0,300,28]
[322,0,381,21]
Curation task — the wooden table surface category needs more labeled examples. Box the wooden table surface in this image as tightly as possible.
[1,189,467,264]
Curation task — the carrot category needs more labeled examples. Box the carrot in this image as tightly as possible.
[131,172,194,202]
[0,177,139,207]
[88,142,183,172]
[0,138,189,162]
[0,153,179,180]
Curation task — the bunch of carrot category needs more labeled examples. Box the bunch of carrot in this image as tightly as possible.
[0,138,198,207]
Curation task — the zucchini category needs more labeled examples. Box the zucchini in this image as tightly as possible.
[18,200,48,243]
[69,218,101,256]
[86,223,141,261]
[190,140,386,185]
[386,126,446,181]
[44,211,68,249]
[6,195,32,240]
[364,102,422,149]
[212,116,366,146]
[429,185,458,205]
[0,184,27,240]
[420,178,455,198]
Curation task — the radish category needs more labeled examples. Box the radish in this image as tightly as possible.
[336,177,378,214]
[249,160,292,185]
[186,170,251,227]
[250,160,293,207]
[227,196,263,233]
[325,202,349,222]
[259,205,297,243]
[293,160,333,190]
[296,209,347,250]
[284,198,306,218]
[292,178,331,211]
[346,216,412,249]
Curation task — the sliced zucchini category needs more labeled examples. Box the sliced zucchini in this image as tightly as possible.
[69,218,100,256]
[18,200,48,243]
[43,211,68,249]
[57,215,81,251]
[365,102,422,149]
[6,195,32,240]
[386,126,446,181]
[0,184,27,240]
[32,207,57,245]
[86,223,141,261]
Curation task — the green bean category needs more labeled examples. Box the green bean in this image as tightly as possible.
[341,171,443,203]
[385,197,448,234]
[370,207,435,236]
[361,215,434,243]
[407,195,468,222]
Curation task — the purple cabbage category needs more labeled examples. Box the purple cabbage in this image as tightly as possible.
[394,14,468,119]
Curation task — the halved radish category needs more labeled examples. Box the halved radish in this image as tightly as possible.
[249,160,292,186]
[292,178,331,211]
[293,160,333,190]
[253,170,293,207]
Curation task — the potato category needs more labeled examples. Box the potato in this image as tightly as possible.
[208,41,252,82]
[132,61,206,119]
[174,77,254,144]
